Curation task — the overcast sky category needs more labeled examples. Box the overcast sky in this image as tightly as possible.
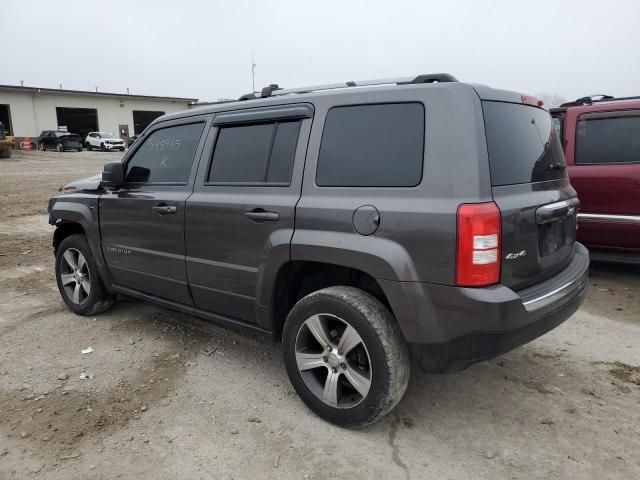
[3,0,639,102]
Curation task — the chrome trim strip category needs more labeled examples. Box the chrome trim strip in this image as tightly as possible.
[522,276,586,312]
[578,213,640,224]
[536,198,580,224]
[537,199,579,213]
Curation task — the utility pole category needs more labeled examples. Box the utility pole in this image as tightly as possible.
[251,51,256,93]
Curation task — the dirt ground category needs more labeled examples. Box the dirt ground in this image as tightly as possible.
[1,150,639,480]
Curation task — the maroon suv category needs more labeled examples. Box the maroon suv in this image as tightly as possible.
[551,96,640,263]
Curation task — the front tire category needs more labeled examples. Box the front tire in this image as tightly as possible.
[39,142,46,151]
[282,286,410,428]
[55,234,115,316]
[56,143,64,152]
[100,143,106,152]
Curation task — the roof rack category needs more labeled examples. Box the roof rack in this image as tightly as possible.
[559,94,640,107]
[237,73,458,101]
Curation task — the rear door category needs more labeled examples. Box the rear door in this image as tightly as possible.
[185,105,312,327]
[483,101,578,290]
[99,117,208,304]
[569,110,640,250]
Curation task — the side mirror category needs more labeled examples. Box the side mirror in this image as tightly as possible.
[102,161,125,188]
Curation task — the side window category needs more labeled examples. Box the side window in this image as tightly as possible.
[208,120,301,184]
[316,103,425,187]
[125,122,205,183]
[552,116,563,139]
[576,115,640,165]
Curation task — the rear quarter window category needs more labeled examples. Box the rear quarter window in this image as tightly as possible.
[316,103,425,187]
[576,115,640,165]
[483,101,566,186]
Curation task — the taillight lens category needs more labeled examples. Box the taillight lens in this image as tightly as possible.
[456,202,501,287]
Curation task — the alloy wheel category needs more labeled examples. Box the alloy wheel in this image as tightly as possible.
[59,248,91,305]
[295,313,372,409]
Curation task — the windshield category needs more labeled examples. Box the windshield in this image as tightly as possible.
[100,133,115,139]
[483,101,567,186]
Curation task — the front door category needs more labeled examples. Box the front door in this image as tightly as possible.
[100,118,208,305]
[185,106,312,326]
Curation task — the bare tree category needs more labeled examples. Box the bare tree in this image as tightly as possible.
[536,93,568,108]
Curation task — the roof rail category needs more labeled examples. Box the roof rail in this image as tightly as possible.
[559,94,640,107]
[237,73,458,101]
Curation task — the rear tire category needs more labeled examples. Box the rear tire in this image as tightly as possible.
[282,286,410,428]
[55,234,115,316]
[77,147,82,152]
[85,142,92,151]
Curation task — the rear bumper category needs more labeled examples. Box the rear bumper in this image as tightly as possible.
[381,243,589,372]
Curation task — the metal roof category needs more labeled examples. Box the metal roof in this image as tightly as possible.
[0,84,197,103]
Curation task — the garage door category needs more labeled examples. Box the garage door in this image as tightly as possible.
[56,107,98,139]
[133,110,165,135]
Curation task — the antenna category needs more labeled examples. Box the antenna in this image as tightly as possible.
[251,51,256,93]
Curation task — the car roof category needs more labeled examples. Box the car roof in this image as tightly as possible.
[149,75,533,126]
[551,96,640,114]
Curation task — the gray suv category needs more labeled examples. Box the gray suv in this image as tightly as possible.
[48,74,589,427]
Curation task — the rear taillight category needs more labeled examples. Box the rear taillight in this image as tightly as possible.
[456,202,501,287]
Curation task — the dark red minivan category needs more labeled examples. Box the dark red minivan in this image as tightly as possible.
[551,96,640,263]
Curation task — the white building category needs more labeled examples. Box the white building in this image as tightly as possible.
[0,84,197,147]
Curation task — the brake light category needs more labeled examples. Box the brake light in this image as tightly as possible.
[456,202,501,287]
[521,95,544,107]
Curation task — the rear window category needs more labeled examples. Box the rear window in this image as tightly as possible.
[316,103,424,187]
[483,101,566,186]
[576,115,640,165]
[208,120,301,184]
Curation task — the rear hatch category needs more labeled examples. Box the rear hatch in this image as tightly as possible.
[60,134,81,145]
[483,100,578,290]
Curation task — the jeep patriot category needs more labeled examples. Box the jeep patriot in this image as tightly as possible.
[48,74,589,427]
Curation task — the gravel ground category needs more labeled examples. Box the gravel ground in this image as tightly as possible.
[1,150,639,480]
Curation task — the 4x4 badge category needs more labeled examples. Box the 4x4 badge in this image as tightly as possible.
[505,250,527,260]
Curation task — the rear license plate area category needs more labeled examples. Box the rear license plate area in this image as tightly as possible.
[538,215,576,257]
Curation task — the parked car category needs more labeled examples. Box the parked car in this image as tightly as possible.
[0,121,12,158]
[551,95,640,263]
[84,132,126,151]
[48,74,589,427]
[38,130,83,152]
[127,134,139,147]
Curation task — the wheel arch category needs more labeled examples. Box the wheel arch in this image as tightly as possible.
[268,260,396,342]
[50,200,114,292]
[53,222,85,252]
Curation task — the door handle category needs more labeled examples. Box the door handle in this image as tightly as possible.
[152,204,177,215]
[244,209,280,222]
